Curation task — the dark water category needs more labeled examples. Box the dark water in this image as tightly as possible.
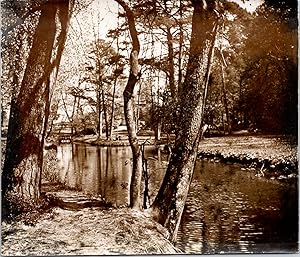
[56,143,298,254]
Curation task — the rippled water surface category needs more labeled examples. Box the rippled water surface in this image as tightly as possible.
[176,160,298,254]
[57,143,298,254]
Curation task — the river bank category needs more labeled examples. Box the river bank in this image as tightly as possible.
[72,133,298,178]
[197,134,298,178]
[2,206,180,255]
[1,141,180,256]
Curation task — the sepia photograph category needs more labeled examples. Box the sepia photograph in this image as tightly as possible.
[1,0,298,255]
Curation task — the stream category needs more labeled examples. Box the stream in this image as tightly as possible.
[56,143,298,254]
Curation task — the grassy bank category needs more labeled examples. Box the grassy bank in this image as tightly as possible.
[2,207,180,255]
[197,135,298,177]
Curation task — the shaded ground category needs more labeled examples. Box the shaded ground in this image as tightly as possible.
[1,207,180,255]
[43,188,113,210]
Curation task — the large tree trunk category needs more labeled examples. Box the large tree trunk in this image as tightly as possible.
[151,0,219,241]
[2,1,72,217]
[115,0,142,210]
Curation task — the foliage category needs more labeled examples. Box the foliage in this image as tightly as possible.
[146,92,178,134]
[200,1,297,135]
[83,39,126,134]
[42,149,60,184]
[240,3,297,134]
[1,1,39,116]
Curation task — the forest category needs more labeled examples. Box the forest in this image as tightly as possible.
[1,0,298,255]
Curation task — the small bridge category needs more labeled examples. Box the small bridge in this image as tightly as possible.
[57,133,72,143]
[51,122,74,144]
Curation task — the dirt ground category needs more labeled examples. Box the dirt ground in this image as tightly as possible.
[1,207,180,255]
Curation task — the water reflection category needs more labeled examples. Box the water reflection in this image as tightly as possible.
[57,144,166,206]
[56,144,298,254]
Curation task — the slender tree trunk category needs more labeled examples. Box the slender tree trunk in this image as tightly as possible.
[102,89,109,139]
[221,63,231,134]
[151,0,219,241]
[136,83,141,132]
[96,89,102,137]
[99,111,103,137]
[109,78,117,139]
[156,123,161,141]
[218,47,231,134]
[155,69,162,141]
[71,95,77,135]
[166,27,176,98]
[164,0,176,98]
[115,0,142,210]
[177,0,184,95]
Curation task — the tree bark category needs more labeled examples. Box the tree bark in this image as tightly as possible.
[166,27,176,98]
[221,60,231,134]
[109,78,117,139]
[2,0,72,217]
[102,89,109,139]
[96,89,102,137]
[155,122,161,141]
[177,0,184,95]
[2,4,57,215]
[115,0,142,210]
[151,0,219,241]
